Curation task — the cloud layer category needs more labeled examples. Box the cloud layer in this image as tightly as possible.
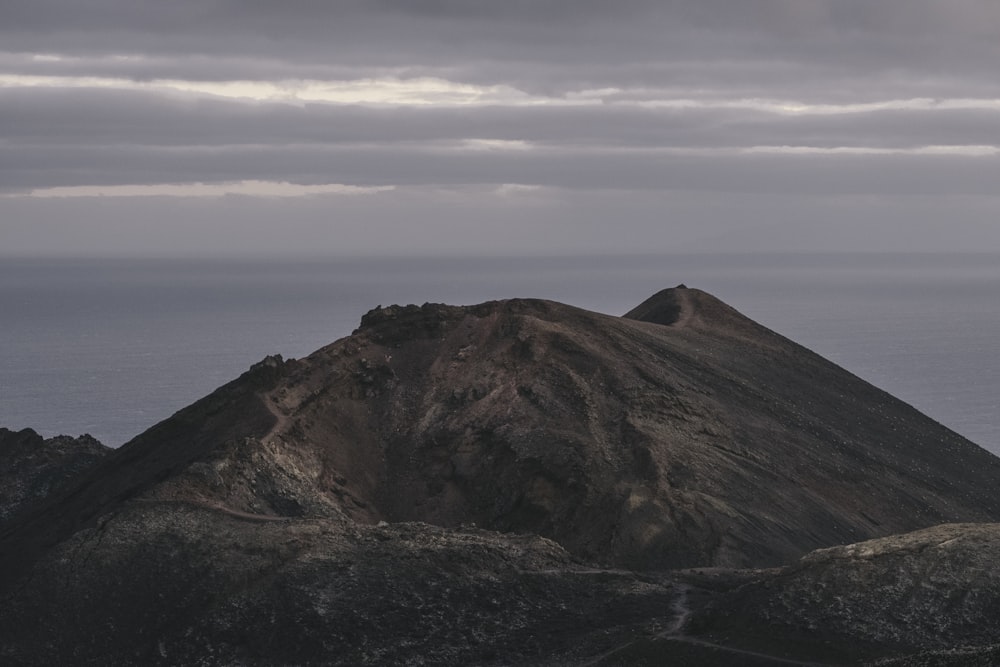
[3,0,999,254]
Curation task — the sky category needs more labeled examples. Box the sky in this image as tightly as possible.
[3,0,1000,257]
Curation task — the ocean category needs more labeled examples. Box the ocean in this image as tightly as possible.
[2,253,998,455]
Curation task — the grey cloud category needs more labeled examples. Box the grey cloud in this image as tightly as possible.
[7,139,1000,198]
[0,51,389,85]
[7,0,997,38]
[4,1,1000,93]
[5,87,999,163]
[4,0,1000,256]
[7,54,1000,105]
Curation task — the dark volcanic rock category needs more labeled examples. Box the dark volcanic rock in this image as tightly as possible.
[0,500,681,666]
[623,284,688,325]
[5,288,1000,575]
[0,427,109,524]
[3,287,1000,665]
[691,523,1000,664]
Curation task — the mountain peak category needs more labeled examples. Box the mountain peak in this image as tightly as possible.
[624,285,691,325]
[624,284,767,336]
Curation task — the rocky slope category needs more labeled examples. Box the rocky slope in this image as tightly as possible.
[3,286,1000,665]
[8,286,998,572]
[686,522,1000,664]
[0,500,685,666]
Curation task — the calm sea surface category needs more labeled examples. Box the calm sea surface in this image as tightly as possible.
[2,253,998,455]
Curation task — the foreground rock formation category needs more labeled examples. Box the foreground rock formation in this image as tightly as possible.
[0,427,109,523]
[691,523,1000,663]
[2,286,1000,665]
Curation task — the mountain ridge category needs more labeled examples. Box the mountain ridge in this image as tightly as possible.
[3,285,1000,664]
[4,286,999,572]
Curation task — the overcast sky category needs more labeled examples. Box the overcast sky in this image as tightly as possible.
[3,0,1000,256]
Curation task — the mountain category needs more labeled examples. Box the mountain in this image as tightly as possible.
[2,286,1000,665]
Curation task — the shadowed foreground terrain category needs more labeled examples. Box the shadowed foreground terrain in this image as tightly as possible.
[3,287,1000,665]
[0,428,109,523]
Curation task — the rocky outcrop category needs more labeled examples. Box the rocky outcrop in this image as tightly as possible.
[690,523,1000,664]
[0,427,109,524]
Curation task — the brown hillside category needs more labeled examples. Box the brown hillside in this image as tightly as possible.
[4,286,999,576]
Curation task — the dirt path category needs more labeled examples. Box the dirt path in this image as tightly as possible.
[261,392,293,441]
[532,567,649,577]
[136,497,291,523]
[663,635,832,666]
[193,499,291,523]
[582,582,831,666]
[671,288,696,328]
[663,583,692,634]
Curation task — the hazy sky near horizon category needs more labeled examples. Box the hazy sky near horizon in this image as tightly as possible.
[3,1,1000,256]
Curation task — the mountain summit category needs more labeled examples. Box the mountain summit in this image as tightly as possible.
[3,287,1000,664]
